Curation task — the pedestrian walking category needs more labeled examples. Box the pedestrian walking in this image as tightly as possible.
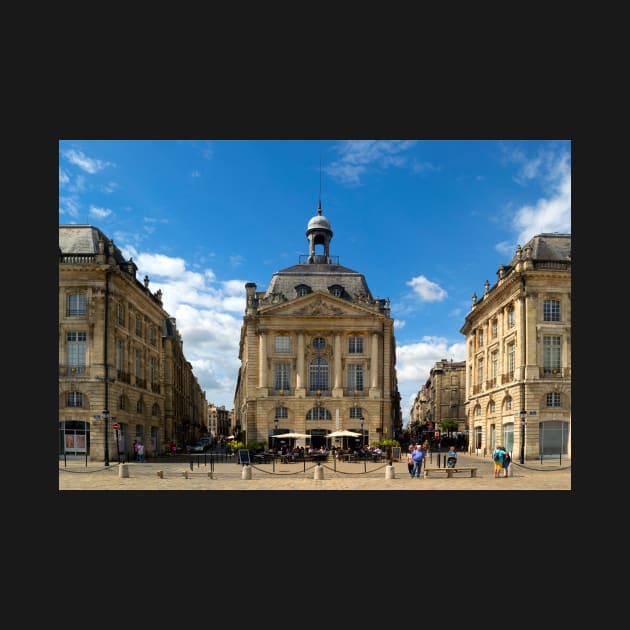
[492,445,505,478]
[411,444,425,478]
[406,448,414,477]
[137,442,145,462]
[502,449,511,477]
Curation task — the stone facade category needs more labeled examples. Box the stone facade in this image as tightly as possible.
[59,225,206,463]
[233,203,402,449]
[410,360,467,432]
[460,234,571,460]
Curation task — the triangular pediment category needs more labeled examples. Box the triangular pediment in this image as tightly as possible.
[258,292,379,318]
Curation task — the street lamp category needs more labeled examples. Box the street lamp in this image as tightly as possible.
[273,417,279,446]
[360,415,364,447]
[102,408,110,466]
[519,409,527,464]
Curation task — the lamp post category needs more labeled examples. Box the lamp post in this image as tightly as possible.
[273,417,279,447]
[519,409,527,464]
[102,408,110,466]
[360,415,364,447]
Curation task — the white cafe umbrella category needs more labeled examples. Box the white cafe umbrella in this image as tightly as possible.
[272,432,311,439]
[326,429,362,438]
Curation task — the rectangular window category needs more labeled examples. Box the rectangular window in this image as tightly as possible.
[135,317,142,337]
[117,303,125,325]
[491,351,498,385]
[544,336,562,373]
[544,299,561,322]
[508,307,515,328]
[275,406,289,419]
[491,319,498,338]
[67,293,86,316]
[149,326,156,346]
[478,329,484,347]
[67,332,87,372]
[274,363,290,390]
[135,349,142,379]
[546,392,561,407]
[348,364,364,391]
[477,357,484,387]
[116,339,124,371]
[348,336,363,354]
[150,357,158,385]
[507,343,515,379]
[66,391,83,407]
[274,335,290,353]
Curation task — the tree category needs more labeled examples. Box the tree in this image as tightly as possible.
[438,419,459,436]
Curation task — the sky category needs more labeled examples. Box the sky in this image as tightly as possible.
[58,139,571,425]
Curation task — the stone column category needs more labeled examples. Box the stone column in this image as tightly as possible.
[371,333,379,388]
[334,333,342,389]
[258,332,266,388]
[296,332,304,389]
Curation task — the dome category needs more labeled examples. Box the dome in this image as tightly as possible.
[307,213,332,231]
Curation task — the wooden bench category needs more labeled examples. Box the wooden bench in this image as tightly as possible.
[423,467,477,478]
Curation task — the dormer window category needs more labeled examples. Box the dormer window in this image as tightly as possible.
[329,285,343,298]
[295,284,311,297]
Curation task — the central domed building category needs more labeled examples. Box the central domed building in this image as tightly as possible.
[233,202,402,449]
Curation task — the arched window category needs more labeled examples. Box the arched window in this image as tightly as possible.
[295,284,311,297]
[275,406,289,419]
[306,407,332,421]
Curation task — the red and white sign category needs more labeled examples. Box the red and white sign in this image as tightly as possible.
[112,422,120,430]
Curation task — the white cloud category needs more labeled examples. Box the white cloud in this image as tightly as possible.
[406,275,448,302]
[395,337,466,419]
[62,149,113,174]
[89,205,112,219]
[325,140,418,185]
[512,149,571,244]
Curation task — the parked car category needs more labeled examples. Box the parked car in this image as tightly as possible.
[199,437,213,451]
[186,441,205,453]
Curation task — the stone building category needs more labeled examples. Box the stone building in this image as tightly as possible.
[410,360,466,433]
[460,233,571,460]
[59,225,206,463]
[207,403,231,439]
[233,202,402,449]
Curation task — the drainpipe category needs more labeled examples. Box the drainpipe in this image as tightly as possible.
[103,269,110,466]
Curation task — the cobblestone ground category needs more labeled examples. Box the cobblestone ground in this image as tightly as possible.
[58,452,571,491]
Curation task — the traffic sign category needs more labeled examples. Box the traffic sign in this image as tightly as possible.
[112,422,120,430]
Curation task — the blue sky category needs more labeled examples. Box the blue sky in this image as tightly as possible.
[58,139,571,424]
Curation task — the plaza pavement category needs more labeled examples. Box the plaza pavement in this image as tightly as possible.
[58,450,571,491]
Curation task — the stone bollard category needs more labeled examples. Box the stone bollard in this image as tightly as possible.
[183,471,189,479]
[118,463,129,478]
[242,464,252,480]
[156,470,164,478]
[313,463,324,480]
[385,464,395,479]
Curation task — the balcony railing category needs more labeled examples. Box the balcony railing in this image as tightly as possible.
[541,367,569,378]
[135,377,146,389]
[273,388,293,396]
[307,389,331,397]
[61,366,88,377]
[346,388,365,397]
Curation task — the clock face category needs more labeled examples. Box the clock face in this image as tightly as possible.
[313,337,325,350]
